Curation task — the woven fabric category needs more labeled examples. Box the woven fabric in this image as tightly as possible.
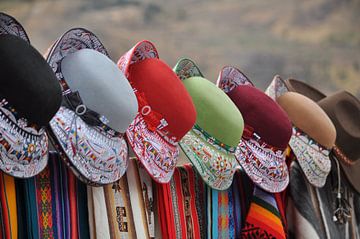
[241,186,286,239]
[157,165,205,239]
[0,172,18,239]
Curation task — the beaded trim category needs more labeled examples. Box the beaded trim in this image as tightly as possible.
[333,146,354,166]
[192,124,236,153]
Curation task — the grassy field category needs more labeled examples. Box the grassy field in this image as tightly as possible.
[1,0,359,97]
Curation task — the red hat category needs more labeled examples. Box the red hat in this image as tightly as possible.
[217,66,292,193]
[117,41,196,183]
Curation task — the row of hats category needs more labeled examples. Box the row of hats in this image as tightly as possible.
[0,12,359,194]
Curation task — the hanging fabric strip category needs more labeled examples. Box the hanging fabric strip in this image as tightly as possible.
[104,175,137,239]
[87,186,96,239]
[0,172,15,239]
[92,186,111,238]
[76,175,90,239]
[241,186,286,239]
[127,158,150,238]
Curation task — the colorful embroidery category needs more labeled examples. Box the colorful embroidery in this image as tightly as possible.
[217,66,253,93]
[117,40,159,76]
[236,137,289,193]
[241,187,286,239]
[193,124,236,153]
[264,75,289,100]
[126,113,179,183]
[46,28,129,184]
[0,107,48,178]
[50,107,128,184]
[0,13,29,41]
[173,58,204,80]
[180,129,237,190]
[289,127,331,187]
[0,15,49,178]
[36,166,55,239]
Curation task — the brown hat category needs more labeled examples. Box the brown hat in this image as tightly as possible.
[276,92,336,187]
[266,76,360,192]
[317,91,360,192]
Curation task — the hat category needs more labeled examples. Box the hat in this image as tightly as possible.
[217,66,292,193]
[46,28,138,185]
[174,59,244,190]
[117,42,196,183]
[266,76,360,192]
[318,91,360,192]
[0,13,62,177]
[276,92,336,187]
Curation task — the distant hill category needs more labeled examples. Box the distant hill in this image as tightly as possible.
[1,0,359,96]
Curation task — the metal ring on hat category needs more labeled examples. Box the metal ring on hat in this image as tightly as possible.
[75,104,87,115]
[141,105,151,116]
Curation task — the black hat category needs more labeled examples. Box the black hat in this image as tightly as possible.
[0,12,62,178]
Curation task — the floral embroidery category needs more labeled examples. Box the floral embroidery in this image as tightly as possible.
[264,75,289,100]
[47,28,129,184]
[50,107,128,184]
[126,113,179,183]
[180,129,237,190]
[173,58,204,80]
[289,127,331,187]
[0,107,48,177]
[0,14,48,178]
[217,66,253,93]
[236,137,289,193]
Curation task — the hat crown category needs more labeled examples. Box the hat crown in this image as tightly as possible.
[0,34,62,126]
[61,49,138,133]
[277,92,336,149]
[183,76,244,148]
[228,85,292,149]
[128,58,196,142]
[319,91,360,161]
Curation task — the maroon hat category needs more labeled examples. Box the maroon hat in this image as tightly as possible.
[217,66,292,193]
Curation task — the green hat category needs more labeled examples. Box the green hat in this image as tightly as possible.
[174,58,244,190]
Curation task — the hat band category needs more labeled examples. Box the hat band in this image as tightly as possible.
[242,126,283,152]
[333,146,354,166]
[192,124,236,153]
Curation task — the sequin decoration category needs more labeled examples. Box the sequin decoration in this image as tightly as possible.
[50,107,128,185]
[126,113,179,184]
[179,129,238,190]
[289,127,331,188]
[236,138,289,193]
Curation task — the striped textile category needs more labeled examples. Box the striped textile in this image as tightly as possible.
[287,156,360,239]
[157,164,206,239]
[241,186,286,239]
[207,170,254,239]
[15,152,88,239]
[0,172,17,239]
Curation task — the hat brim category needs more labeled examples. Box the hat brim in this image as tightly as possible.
[289,132,331,188]
[179,129,237,190]
[0,108,49,178]
[236,139,289,193]
[216,66,254,92]
[47,29,128,185]
[50,107,128,184]
[126,113,179,183]
[0,13,49,178]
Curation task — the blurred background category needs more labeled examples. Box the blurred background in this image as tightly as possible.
[1,0,359,96]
